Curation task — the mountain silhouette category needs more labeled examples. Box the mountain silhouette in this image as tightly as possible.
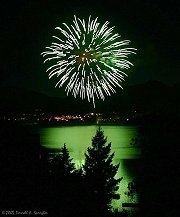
[0,81,179,115]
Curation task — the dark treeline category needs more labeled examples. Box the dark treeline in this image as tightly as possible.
[0,123,128,217]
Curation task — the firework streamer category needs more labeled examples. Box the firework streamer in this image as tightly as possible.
[41,15,136,107]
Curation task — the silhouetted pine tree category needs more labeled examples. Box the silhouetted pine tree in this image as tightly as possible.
[48,144,76,216]
[50,143,75,177]
[83,128,122,215]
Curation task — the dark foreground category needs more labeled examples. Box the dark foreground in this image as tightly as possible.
[0,113,179,217]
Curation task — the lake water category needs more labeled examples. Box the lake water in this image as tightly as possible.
[40,125,141,210]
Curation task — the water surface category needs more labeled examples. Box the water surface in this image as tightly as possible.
[40,125,141,210]
[40,125,140,160]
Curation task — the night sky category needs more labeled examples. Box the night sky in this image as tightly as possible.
[0,0,179,97]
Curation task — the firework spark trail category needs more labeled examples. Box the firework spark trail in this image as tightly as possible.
[41,15,136,107]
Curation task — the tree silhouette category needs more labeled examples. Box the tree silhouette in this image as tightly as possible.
[83,127,122,215]
[46,144,76,216]
[50,143,75,177]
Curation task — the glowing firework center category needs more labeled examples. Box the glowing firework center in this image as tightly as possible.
[41,15,136,107]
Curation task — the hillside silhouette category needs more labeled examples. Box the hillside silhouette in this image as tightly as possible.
[0,81,179,115]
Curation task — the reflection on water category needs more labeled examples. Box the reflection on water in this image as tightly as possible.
[40,125,141,210]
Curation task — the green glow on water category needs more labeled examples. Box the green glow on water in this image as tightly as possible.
[40,125,140,159]
[40,125,141,210]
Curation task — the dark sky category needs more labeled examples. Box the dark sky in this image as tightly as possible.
[0,0,179,97]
